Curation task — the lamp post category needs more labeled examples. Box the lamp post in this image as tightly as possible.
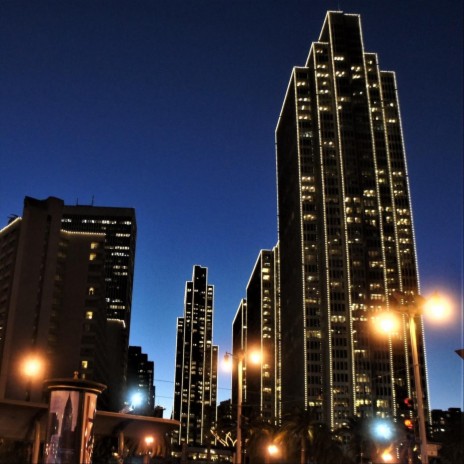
[225,350,244,464]
[22,355,43,401]
[144,436,154,464]
[224,349,262,464]
[265,443,279,464]
[375,292,452,464]
[406,306,428,464]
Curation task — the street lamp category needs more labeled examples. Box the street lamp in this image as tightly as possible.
[375,292,452,464]
[143,435,154,464]
[265,443,280,464]
[22,355,43,401]
[224,349,262,464]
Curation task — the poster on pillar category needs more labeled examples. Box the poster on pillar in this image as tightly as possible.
[81,391,98,462]
[44,390,80,464]
[44,389,98,464]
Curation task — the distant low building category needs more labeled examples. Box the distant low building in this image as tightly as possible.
[126,345,155,416]
[431,407,462,436]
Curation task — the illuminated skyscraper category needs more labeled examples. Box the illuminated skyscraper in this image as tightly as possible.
[232,247,280,425]
[276,11,429,428]
[173,265,218,446]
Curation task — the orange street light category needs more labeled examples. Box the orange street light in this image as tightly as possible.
[22,355,43,401]
[422,292,452,321]
[382,291,454,464]
[143,436,154,464]
[23,357,42,378]
[224,349,263,464]
[265,443,280,464]
[381,450,394,462]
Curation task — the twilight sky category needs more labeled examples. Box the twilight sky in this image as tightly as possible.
[1,0,462,417]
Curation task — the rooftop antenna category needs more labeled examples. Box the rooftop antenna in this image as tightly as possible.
[91,195,94,206]
[76,198,79,205]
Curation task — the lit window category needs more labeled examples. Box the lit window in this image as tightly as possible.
[88,287,95,296]
[90,242,99,249]
[86,311,93,320]
[89,253,97,261]
[81,360,88,369]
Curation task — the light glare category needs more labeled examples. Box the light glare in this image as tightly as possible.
[423,294,452,321]
[267,444,279,456]
[131,392,143,407]
[23,358,42,377]
[249,351,262,365]
[375,313,399,335]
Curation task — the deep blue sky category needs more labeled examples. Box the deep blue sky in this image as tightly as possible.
[1,0,462,416]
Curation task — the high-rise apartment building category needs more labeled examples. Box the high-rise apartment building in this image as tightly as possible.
[61,203,136,330]
[173,265,218,446]
[0,197,108,403]
[0,196,137,410]
[61,201,136,410]
[232,247,280,424]
[276,11,428,428]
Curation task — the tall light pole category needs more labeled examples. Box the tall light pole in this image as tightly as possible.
[225,350,244,464]
[224,349,261,464]
[395,295,429,464]
[376,292,452,464]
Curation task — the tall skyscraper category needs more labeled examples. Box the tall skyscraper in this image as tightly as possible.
[173,265,218,446]
[276,11,428,428]
[0,197,108,403]
[232,247,280,424]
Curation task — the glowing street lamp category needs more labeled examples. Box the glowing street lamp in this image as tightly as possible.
[22,355,43,401]
[380,450,394,462]
[224,349,262,464]
[265,443,280,463]
[143,435,154,464]
[375,292,453,464]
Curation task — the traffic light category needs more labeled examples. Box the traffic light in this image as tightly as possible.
[404,418,414,431]
[402,397,414,410]
[396,385,414,412]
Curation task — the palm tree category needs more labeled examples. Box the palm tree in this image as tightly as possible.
[334,416,376,464]
[276,407,345,464]
[244,416,279,464]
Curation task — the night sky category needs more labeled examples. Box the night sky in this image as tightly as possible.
[1,0,462,417]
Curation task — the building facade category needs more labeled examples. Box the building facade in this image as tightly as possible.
[276,11,429,428]
[0,197,108,404]
[61,201,137,410]
[127,345,155,416]
[173,265,218,446]
[61,203,136,330]
[232,247,280,425]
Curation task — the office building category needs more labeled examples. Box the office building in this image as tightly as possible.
[61,201,136,410]
[275,11,429,428]
[232,247,280,424]
[127,345,155,416]
[0,197,108,403]
[173,265,218,446]
[61,203,136,330]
